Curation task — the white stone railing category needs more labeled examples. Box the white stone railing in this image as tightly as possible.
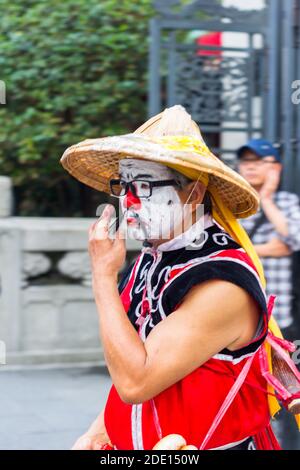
[0,216,140,367]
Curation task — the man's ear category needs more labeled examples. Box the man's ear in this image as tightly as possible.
[185,181,206,205]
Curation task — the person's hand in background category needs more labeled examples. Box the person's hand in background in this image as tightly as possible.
[258,163,289,238]
[259,163,281,201]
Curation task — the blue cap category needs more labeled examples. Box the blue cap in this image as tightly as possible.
[237,138,281,162]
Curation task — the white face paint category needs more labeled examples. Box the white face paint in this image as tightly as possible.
[118,159,185,242]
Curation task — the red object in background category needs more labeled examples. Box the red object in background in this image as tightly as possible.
[196,32,222,57]
[99,443,114,450]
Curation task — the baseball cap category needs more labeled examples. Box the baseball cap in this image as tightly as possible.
[237,138,281,162]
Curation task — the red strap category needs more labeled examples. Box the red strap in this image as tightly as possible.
[151,398,163,440]
[199,353,256,450]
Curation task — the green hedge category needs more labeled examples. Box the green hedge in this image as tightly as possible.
[0,0,153,216]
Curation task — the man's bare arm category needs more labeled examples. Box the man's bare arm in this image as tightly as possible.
[95,277,259,404]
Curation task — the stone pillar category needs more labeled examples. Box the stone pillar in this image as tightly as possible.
[0,217,141,367]
[0,176,13,217]
[0,226,23,352]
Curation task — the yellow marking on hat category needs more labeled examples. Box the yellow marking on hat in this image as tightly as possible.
[151,135,212,158]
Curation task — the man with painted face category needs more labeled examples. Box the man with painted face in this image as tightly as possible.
[116,159,211,245]
[61,105,300,451]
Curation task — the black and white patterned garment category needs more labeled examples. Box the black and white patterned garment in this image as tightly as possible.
[240,191,300,329]
[119,214,268,346]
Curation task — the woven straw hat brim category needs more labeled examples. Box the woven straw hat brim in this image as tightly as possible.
[60,133,259,219]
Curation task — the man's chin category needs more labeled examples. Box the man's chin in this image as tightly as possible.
[244,176,262,186]
[126,226,165,244]
[126,225,148,241]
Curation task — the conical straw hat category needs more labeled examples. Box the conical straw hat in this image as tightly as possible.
[60,106,300,427]
[60,105,259,218]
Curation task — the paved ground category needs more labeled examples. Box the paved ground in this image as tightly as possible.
[0,366,299,450]
[0,366,112,450]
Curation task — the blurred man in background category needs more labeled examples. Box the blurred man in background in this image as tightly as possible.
[237,139,300,339]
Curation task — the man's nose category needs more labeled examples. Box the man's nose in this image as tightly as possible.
[123,188,141,210]
[246,162,259,171]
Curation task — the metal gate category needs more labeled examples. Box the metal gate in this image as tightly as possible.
[148,0,300,195]
[267,0,300,195]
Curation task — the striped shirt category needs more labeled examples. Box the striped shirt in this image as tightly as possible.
[240,191,300,329]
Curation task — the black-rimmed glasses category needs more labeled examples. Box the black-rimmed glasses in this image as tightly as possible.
[109,179,180,199]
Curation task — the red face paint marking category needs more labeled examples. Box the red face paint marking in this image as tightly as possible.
[123,187,142,210]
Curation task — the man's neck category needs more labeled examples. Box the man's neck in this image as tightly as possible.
[147,238,168,250]
[145,217,195,249]
[143,212,214,252]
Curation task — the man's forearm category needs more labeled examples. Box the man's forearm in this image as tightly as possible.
[88,408,107,436]
[255,238,291,258]
[261,197,289,237]
[93,276,147,401]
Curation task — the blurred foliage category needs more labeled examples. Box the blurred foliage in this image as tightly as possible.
[0,0,154,216]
